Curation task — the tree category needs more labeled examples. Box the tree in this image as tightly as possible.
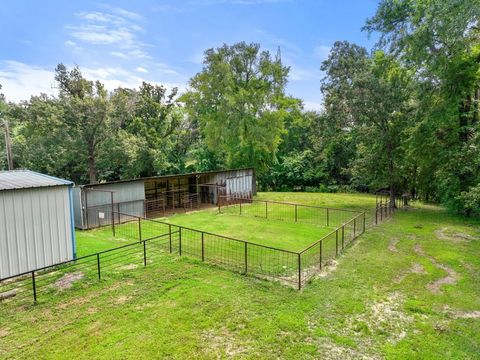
[365,0,480,213]
[55,64,111,183]
[182,42,292,174]
[320,42,413,203]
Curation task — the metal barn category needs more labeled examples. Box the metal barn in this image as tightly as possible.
[0,170,76,280]
[73,168,256,229]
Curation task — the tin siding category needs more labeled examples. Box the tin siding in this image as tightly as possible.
[0,186,74,279]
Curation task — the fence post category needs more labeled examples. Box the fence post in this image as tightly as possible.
[169,224,172,253]
[342,225,345,249]
[239,199,242,215]
[335,229,339,256]
[319,241,323,270]
[138,218,142,242]
[265,201,268,219]
[97,253,101,280]
[327,208,330,226]
[295,204,298,222]
[381,205,383,222]
[244,242,248,274]
[298,253,302,290]
[111,193,115,236]
[31,271,37,304]
[375,206,378,225]
[201,232,205,261]
[363,212,366,233]
[143,241,147,267]
[179,228,182,256]
[354,218,356,238]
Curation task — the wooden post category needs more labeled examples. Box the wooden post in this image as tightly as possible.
[295,204,298,222]
[169,224,172,253]
[201,232,205,261]
[326,208,330,226]
[265,201,268,219]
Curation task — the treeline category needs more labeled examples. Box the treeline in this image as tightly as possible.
[0,0,479,215]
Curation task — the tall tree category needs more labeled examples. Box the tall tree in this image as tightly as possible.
[55,64,111,183]
[365,0,480,213]
[320,42,413,202]
[182,42,292,174]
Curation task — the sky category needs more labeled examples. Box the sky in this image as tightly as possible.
[0,0,379,111]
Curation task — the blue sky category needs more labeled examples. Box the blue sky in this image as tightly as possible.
[0,0,379,110]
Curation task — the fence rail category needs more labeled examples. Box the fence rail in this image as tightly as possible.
[1,197,403,305]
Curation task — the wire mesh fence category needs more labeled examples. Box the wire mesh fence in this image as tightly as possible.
[218,196,360,228]
[0,231,173,306]
[1,197,403,306]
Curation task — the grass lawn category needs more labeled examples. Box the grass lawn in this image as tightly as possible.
[1,193,480,359]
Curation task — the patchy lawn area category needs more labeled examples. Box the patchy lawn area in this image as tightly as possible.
[1,193,479,359]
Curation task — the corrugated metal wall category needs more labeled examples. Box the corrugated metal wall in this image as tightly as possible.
[80,181,146,229]
[0,186,74,279]
[205,169,255,203]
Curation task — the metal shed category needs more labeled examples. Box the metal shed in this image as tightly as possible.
[74,168,256,229]
[0,170,76,279]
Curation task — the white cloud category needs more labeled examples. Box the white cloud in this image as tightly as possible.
[66,8,148,59]
[136,66,148,73]
[0,61,186,103]
[0,61,56,102]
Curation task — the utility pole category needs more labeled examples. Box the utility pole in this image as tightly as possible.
[2,119,13,170]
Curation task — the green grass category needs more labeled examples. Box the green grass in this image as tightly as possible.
[1,192,480,359]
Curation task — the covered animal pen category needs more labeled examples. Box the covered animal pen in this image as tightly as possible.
[73,168,256,229]
[0,170,76,279]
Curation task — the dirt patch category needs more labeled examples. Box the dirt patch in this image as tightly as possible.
[0,328,10,338]
[426,263,458,295]
[119,264,138,270]
[443,306,480,319]
[435,227,478,243]
[115,295,131,305]
[388,237,399,253]
[394,263,426,284]
[314,338,381,360]
[55,272,84,290]
[0,289,17,301]
[201,327,252,357]
[413,244,459,294]
[318,260,339,278]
